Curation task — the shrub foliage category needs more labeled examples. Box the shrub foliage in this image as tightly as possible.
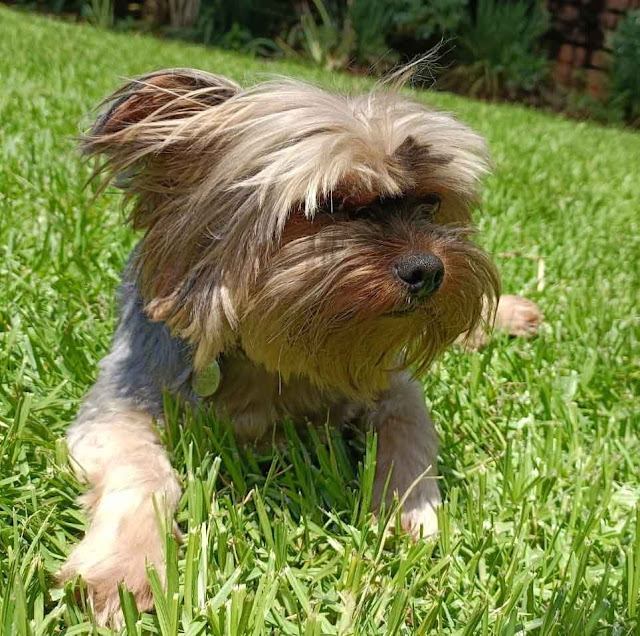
[10,0,640,125]
[611,9,640,125]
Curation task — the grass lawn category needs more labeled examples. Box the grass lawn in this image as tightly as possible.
[1,6,640,634]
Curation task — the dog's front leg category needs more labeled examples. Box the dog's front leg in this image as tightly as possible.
[59,397,181,626]
[370,372,441,539]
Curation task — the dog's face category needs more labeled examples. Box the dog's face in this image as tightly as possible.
[87,68,499,399]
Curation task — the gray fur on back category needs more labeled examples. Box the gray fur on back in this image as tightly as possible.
[84,247,195,418]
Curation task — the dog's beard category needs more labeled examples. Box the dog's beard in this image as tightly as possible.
[239,217,499,401]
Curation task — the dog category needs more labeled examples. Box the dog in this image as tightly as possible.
[59,68,542,625]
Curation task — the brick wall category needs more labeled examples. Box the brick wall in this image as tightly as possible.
[547,0,640,98]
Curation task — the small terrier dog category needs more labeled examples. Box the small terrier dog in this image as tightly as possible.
[60,68,541,624]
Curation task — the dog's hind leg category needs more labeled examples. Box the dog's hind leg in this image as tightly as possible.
[369,372,441,539]
[58,397,181,627]
[463,294,543,349]
[493,294,542,337]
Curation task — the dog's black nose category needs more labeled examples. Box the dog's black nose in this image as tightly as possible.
[393,253,444,298]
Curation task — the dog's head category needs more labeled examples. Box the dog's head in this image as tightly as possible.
[85,68,500,399]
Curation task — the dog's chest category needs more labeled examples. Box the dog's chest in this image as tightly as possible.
[202,353,356,443]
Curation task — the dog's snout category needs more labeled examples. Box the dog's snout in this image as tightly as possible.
[393,253,444,298]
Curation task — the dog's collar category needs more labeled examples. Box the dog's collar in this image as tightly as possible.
[193,359,221,397]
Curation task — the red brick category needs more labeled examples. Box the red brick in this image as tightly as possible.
[587,69,609,100]
[554,62,573,85]
[599,11,618,29]
[606,0,628,10]
[558,44,574,63]
[574,46,587,66]
[591,50,613,69]
[568,27,588,44]
[559,4,580,20]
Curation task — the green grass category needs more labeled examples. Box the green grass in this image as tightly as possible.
[1,6,639,634]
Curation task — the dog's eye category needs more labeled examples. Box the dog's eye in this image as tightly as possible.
[418,194,441,217]
[347,207,374,221]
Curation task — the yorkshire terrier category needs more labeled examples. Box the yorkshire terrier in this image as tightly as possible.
[59,68,542,624]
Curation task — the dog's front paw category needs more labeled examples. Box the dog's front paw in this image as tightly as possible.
[376,475,442,541]
[400,499,440,540]
[58,527,160,627]
[495,295,542,338]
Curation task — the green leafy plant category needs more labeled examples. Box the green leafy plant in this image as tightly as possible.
[297,0,354,70]
[442,0,548,100]
[611,10,640,125]
[573,93,626,125]
[165,0,282,55]
[349,0,395,67]
[279,0,396,71]
[82,0,113,27]
[167,0,200,28]
[393,0,468,43]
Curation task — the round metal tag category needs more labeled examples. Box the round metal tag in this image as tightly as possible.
[193,360,221,397]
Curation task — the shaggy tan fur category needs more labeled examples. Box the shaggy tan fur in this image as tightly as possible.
[60,67,542,625]
[84,69,499,397]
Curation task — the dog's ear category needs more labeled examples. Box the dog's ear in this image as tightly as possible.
[86,68,240,140]
[82,69,240,203]
[83,70,241,368]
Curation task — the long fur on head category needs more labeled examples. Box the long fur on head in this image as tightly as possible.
[84,65,500,399]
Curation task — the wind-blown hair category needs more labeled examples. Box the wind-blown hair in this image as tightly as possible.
[83,67,500,399]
